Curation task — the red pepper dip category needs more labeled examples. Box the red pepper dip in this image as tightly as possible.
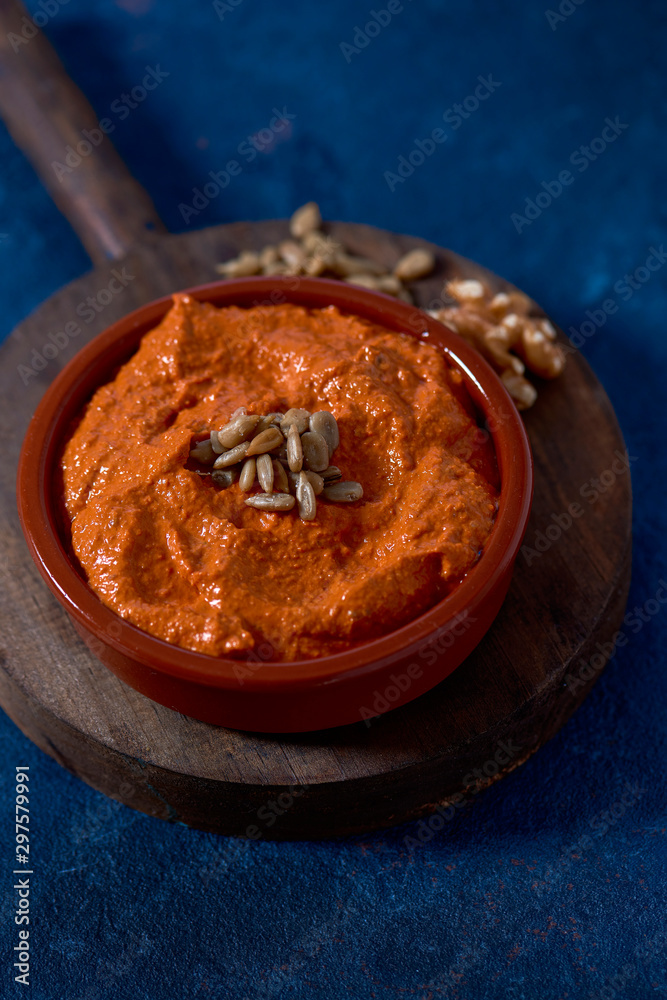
[60,295,499,661]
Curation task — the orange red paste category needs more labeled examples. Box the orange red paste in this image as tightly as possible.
[60,295,498,661]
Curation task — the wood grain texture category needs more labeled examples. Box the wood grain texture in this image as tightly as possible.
[0,0,166,263]
[0,221,632,838]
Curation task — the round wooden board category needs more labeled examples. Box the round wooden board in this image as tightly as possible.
[0,221,632,838]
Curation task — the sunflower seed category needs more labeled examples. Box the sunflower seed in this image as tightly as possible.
[215,250,261,277]
[290,201,322,239]
[329,254,388,277]
[303,255,327,277]
[253,414,278,436]
[446,278,485,301]
[288,469,324,495]
[393,247,436,281]
[272,459,290,493]
[287,423,303,472]
[230,406,247,420]
[344,273,382,291]
[210,430,226,454]
[376,275,402,296]
[302,231,329,253]
[239,457,256,492]
[280,407,310,436]
[302,233,341,261]
[278,239,306,270]
[296,472,317,521]
[213,441,249,468]
[189,439,216,464]
[323,481,363,502]
[301,430,329,472]
[256,453,274,493]
[245,493,295,511]
[321,465,342,483]
[262,260,291,276]
[259,246,279,268]
[308,411,339,456]
[212,467,240,488]
[217,414,261,449]
[245,426,283,456]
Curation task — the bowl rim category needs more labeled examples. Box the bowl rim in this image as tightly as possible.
[16,275,533,692]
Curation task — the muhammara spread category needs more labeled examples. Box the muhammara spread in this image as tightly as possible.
[60,295,499,661]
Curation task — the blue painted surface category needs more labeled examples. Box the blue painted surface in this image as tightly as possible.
[1,1,666,996]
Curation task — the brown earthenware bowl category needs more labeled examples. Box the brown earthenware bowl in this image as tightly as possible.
[17,277,532,732]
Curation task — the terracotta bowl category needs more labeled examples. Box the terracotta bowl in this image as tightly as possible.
[17,277,533,733]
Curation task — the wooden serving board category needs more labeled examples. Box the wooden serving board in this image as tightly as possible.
[0,221,632,838]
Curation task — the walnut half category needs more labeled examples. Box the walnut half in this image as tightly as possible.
[429,279,566,410]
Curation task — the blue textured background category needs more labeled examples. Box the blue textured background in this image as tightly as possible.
[1,1,666,997]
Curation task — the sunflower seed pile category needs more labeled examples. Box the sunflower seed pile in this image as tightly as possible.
[214,201,436,302]
[188,406,363,521]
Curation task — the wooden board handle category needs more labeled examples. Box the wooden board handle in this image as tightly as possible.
[0,0,167,264]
